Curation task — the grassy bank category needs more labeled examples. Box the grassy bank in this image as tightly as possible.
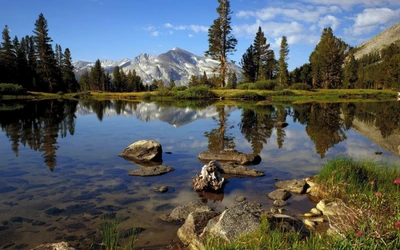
[1,88,397,103]
[205,158,400,250]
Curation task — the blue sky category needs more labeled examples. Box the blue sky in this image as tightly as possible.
[1,0,399,70]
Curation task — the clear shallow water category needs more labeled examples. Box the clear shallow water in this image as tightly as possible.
[0,100,399,249]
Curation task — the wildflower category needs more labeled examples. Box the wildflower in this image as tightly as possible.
[357,231,364,236]
[375,192,382,197]
[396,222,400,227]
[370,181,375,185]
[394,179,400,184]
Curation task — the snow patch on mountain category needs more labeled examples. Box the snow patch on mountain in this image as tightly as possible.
[73,47,242,86]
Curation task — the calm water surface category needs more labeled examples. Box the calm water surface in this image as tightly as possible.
[0,100,399,249]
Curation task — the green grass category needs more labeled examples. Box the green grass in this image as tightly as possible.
[204,158,400,250]
[94,214,137,250]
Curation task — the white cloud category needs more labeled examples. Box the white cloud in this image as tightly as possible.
[163,23,208,33]
[188,34,194,38]
[302,0,400,10]
[151,31,160,37]
[345,8,400,35]
[318,15,341,30]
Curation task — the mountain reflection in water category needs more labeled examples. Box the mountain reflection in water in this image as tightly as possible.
[0,100,399,249]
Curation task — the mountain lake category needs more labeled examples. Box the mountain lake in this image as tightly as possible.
[0,99,399,249]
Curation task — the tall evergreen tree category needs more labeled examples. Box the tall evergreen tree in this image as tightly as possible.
[0,25,16,83]
[310,27,347,89]
[89,59,103,91]
[62,48,79,92]
[15,36,30,87]
[205,0,237,88]
[226,71,237,89]
[79,71,90,91]
[33,13,58,92]
[277,36,289,88]
[253,26,269,81]
[266,50,277,80]
[112,66,121,92]
[343,50,358,89]
[240,45,256,82]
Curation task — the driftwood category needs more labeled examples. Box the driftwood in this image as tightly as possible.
[192,160,225,192]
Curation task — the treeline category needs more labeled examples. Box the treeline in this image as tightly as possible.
[0,14,79,93]
[78,61,146,92]
[290,28,400,90]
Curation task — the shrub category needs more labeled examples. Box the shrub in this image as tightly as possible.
[289,83,312,91]
[237,83,250,90]
[251,80,276,90]
[233,91,264,100]
[0,83,27,95]
[175,85,217,99]
[171,85,187,91]
[141,92,153,101]
[271,89,295,96]
[157,88,173,97]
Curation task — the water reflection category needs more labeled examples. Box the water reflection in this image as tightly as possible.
[204,106,236,152]
[0,100,78,171]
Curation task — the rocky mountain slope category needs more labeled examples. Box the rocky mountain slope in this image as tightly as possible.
[73,47,242,86]
[354,22,400,60]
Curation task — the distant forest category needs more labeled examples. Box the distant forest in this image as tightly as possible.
[0,13,399,93]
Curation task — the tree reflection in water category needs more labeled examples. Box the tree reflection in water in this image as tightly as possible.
[0,100,78,171]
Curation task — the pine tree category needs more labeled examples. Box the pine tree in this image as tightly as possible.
[226,72,237,89]
[0,25,16,83]
[266,50,277,80]
[89,59,103,91]
[79,71,90,91]
[62,48,79,92]
[113,66,121,92]
[343,50,358,89]
[240,45,256,82]
[33,13,58,92]
[169,78,176,89]
[200,71,209,86]
[120,68,127,91]
[277,36,289,88]
[310,27,347,89]
[15,36,30,87]
[253,26,269,81]
[205,0,237,88]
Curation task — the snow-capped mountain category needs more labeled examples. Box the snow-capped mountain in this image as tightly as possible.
[73,47,242,86]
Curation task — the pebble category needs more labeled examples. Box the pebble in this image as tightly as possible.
[235,196,246,202]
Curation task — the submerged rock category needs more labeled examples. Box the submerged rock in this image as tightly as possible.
[31,242,76,250]
[275,179,308,194]
[152,186,169,193]
[198,149,261,165]
[160,200,212,222]
[128,165,174,176]
[119,140,162,163]
[219,162,265,177]
[267,189,292,201]
[192,160,225,192]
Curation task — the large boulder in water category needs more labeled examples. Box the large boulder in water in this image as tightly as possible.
[198,149,261,165]
[160,200,213,222]
[119,140,162,163]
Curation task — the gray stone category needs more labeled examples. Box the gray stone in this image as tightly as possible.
[269,214,308,234]
[31,242,76,250]
[177,211,220,250]
[152,186,169,193]
[119,140,162,162]
[273,199,287,207]
[275,179,307,194]
[316,199,347,216]
[267,189,292,201]
[219,162,265,177]
[198,149,261,165]
[160,200,212,222]
[128,165,174,176]
[235,196,246,202]
[202,201,263,242]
